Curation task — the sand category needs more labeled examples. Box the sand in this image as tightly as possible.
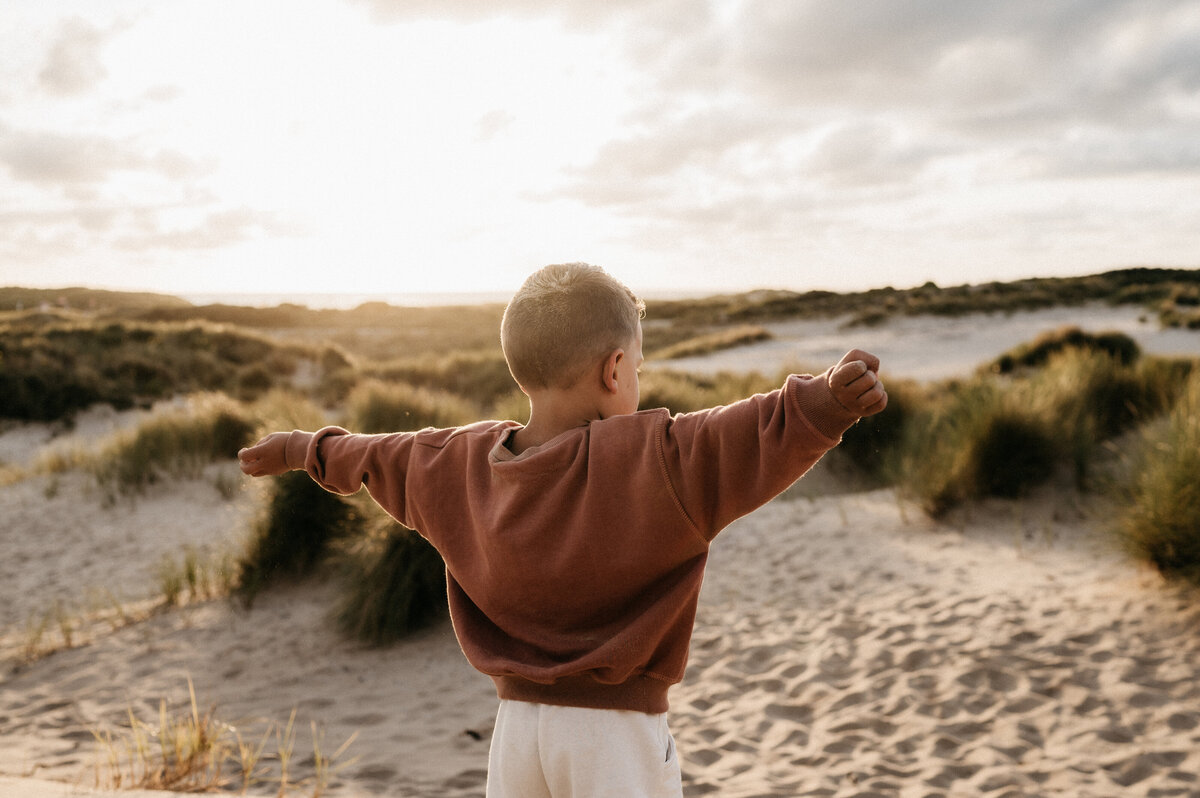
[664,302,1200,381]
[3,305,1200,797]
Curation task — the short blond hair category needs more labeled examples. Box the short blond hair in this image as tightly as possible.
[501,263,645,390]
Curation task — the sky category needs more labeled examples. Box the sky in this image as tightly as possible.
[1,0,1198,301]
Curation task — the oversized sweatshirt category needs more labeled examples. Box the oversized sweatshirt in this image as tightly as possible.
[286,372,862,714]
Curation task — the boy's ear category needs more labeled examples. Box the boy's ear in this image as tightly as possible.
[600,348,624,394]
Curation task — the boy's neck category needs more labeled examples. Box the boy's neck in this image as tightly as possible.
[509,386,603,455]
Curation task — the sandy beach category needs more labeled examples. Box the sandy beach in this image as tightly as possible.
[2,305,1199,797]
[664,302,1200,382]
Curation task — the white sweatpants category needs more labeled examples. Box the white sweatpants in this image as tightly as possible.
[485,700,684,798]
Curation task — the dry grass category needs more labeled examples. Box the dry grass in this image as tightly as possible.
[9,593,160,672]
[345,379,480,433]
[90,677,357,795]
[1118,372,1200,583]
[334,509,447,645]
[887,349,1196,516]
[648,324,772,360]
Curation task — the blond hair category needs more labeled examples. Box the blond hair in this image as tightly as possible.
[501,263,645,390]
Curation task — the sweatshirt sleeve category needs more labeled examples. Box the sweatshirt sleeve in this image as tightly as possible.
[658,371,861,540]
[290,425,418,527]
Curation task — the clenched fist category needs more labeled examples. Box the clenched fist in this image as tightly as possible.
[828,349,887,417]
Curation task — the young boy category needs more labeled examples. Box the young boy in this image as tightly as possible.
[238,263,887,797]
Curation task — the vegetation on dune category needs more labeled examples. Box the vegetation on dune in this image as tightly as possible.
[891,382,1060,516]
[837,377,919,486]
[646,267,1200,327]
[234,470,362,606]
[334,512,447,644]
[0,316,319,421]
[346,379,481,433]
[133,300,507,363]
[90,394,257,500]
[90,677,356,795]
[1118,372,1200,584]
[884,341,1195,518]
[362,349,517,411]
[646,324,773,361]
[0,285,190,314]
[986,325,1142,373]
[638,368,779,414]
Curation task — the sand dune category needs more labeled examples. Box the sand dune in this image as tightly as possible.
[3,306,1200,797]
[3,473,1199,797]
[664,302,1200,381]
[675,491,1200,797]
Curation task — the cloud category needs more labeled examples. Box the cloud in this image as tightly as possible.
[474,109,516,142]
[0,201,288,267]
[549,0,1200,220]
[0,119,270,265]
[38,17,110,96]
[113,207,286,252]
[728,0,1200,134]
[348,0,645,25]
[0,126,210,186]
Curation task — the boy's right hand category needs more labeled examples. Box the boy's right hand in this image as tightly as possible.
[828,349,888,417]
[238,431,295,477]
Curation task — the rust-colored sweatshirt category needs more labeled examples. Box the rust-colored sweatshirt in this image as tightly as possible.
[285,372,861,714]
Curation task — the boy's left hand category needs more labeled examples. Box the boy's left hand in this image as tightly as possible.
[829,349,888,417]
[238,431,294,477]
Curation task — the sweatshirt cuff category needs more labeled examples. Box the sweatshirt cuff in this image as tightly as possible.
[788,371,862,441]
[285,430,314,470]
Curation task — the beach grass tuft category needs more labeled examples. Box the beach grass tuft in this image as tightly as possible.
[365,349,518,410]
[334,512,447,645]
[887,348,1196,516]
[346,379,481,433]
[90,677,356,796]
[234,471,361,605]
[987,326,1141,374]
[1118,372,1200,583]
[86,394,256,502]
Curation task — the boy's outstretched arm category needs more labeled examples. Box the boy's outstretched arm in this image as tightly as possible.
[828,348,887,418]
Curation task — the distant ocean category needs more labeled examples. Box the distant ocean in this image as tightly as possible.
[180,289,713,310]
[180,291,515,309]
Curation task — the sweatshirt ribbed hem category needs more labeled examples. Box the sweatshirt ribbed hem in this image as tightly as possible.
[492,673,671,715]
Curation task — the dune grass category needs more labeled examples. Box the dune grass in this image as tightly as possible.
[0,317,312,422]
[156,546,238,607]
[1118,372,1200,584]
[345,379,481,433]
[648,267,1200,326]
[886,348,1195,517]
[234,470,361,606]
[887,380,1053,516]
[987,326,1142,374]
[365,349,517,410]
[333,510,447,644]
[11,591,163,671]
[837,377,921,486]
[91,677,356,796]
[648,324,773,360]
[638,368,778,414]
[84,394,257,502]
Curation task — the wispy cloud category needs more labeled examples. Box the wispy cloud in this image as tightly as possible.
[0,126,209,186]
[37,17,111,96]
